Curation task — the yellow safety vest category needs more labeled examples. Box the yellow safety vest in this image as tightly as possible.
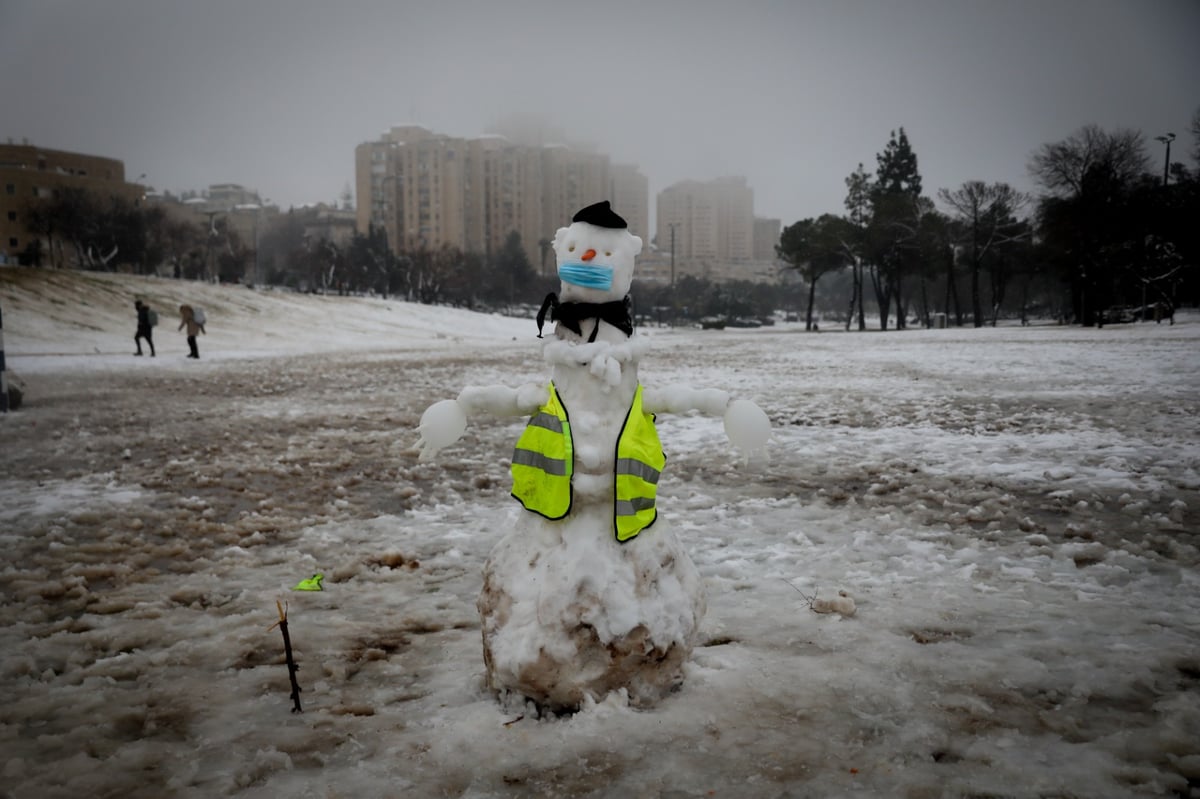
[511,384,574,520]
[511,382,664,542]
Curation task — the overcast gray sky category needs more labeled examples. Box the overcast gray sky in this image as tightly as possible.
[3,0,1197,229]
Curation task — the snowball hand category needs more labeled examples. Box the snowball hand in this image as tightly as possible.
[642,386,769,456]
[723,399,771,455]
[417,399,467,461]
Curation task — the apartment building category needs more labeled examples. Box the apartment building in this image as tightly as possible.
[610,163,649,243]
[653,177,789,283]
[657,177,752,257]
[0,142,144,264]
[466,135,544,268]
[714,177,754,262]
[206,183,263,209]
[356,125,638,274]
[753,216,782,261]
[357,125,439,256]
[541,145,610,236]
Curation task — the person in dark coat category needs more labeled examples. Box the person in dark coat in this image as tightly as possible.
[134,300,155,356]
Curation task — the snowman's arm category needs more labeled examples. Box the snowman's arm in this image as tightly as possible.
[643,385,771,455]
[642,386,730,416]
[457,383,548,417]
[416,383,548,461]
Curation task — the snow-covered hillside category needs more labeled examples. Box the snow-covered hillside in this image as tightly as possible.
[0,267,531,364]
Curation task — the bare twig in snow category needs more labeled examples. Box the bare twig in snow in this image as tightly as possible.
[783,580,856,617]
[269,600,304,712]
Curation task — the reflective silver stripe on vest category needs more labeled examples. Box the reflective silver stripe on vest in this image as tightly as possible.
[528,412,564,434]
[616,496,656,516]
[616,458,661,485]
[512,447,570,476]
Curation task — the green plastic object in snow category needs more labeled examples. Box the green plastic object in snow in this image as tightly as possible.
[293,574,324,591]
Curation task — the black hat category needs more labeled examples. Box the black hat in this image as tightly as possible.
[572,201,627,229]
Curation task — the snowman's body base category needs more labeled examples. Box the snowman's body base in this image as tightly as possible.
[478,503,705,712]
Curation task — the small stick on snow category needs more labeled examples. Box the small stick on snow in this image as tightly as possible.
[269,600,304,712]
[782,579,817,609]
[783,581,856,617]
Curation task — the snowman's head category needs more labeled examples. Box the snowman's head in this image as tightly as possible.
[552,201,643,303]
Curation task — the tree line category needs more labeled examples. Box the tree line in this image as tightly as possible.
[253,211,551,308]
[778,110,1200,330]
[15,109,1199,329]
[14,188,555,311]
[12,186,799,324]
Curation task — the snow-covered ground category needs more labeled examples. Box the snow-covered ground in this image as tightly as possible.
[2,267,1199,798]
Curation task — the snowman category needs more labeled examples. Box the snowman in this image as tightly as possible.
[417,201,770,712]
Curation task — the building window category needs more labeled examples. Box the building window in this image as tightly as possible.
[4,184,13,195]
[8,238,17,248]
[6,211,15,221]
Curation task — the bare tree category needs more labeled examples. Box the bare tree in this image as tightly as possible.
[163,219,205,279]
[1028,124,1150,198]
[938,182,1030,327]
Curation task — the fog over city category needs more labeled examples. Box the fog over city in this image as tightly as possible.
[2,0,1197,224]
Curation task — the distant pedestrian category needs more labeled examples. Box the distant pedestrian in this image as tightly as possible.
[134,300,155,357]
[178,304,205,359]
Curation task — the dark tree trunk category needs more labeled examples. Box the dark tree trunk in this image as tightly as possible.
[871,265,891,330]
[919,275,930,328]
[990,268,1008,327]
[846,260,862,331]
[806,279,818,332]
[951,267,963,327]
[970,243,983,328]
[856,262,866,330]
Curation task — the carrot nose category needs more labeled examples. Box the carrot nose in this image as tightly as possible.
[581,248,596,261]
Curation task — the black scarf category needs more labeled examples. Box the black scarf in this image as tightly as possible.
[536,293,634,342]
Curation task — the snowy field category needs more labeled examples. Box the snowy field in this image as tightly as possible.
[2,268,1199,798]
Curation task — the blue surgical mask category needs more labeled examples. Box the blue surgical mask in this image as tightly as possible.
[558,262,614,291]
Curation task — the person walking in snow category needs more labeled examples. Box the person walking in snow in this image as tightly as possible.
[134,300,155,357]
[178,304,205,359]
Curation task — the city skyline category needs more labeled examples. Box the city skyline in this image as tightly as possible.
[3,0,1197,229]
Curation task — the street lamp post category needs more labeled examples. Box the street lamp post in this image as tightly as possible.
[203,210,224,283]
[667,222,680,288]
[1081,266,1086,326]
[1154,133,1175,187]
[253,199,270,286]
[379,174,402,257]
[252,211,260,286]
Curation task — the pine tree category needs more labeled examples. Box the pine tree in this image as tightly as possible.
[868,128,925,329]
[777,215,854,332]
[874,128,922,198]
